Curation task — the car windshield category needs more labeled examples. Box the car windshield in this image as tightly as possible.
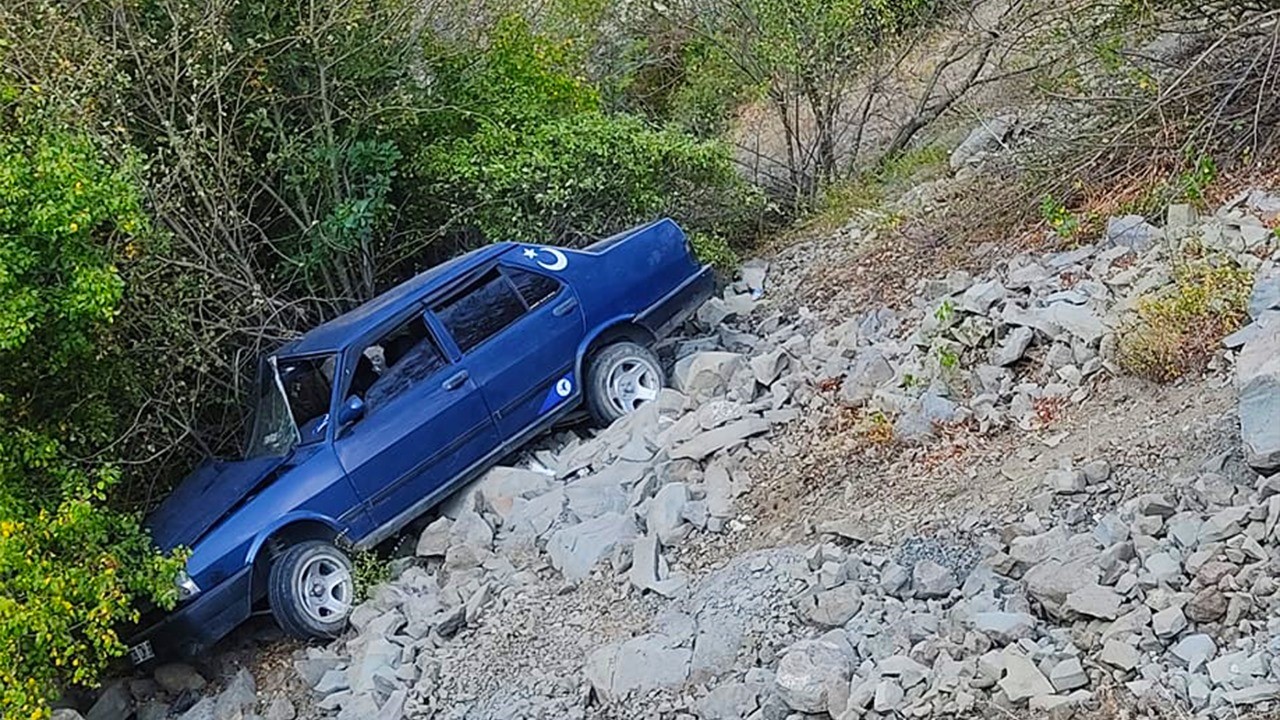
[246,354,337,458]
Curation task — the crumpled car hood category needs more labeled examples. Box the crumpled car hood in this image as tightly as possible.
[146,455,286,551]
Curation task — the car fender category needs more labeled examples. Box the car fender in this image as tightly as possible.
[574,314,651,378]
[243,512,345,566]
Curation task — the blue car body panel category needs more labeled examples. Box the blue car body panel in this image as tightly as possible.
[131,218,712,659]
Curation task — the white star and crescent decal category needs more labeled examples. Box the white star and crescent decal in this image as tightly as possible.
[523,246,568,271]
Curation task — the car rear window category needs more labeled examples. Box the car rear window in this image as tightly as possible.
[433,268,526,352]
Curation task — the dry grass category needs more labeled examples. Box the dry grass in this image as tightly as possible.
[1117,249,1252,382]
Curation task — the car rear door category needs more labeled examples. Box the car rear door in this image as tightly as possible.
[429,263,586,440]
[332,308,499,529]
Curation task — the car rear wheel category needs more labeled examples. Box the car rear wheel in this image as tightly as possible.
[586,341,665,425]
[268,540,354,640]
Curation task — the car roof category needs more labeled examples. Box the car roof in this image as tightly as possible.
[278,242,517,356]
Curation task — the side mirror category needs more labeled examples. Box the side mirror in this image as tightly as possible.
[338,396,365,426]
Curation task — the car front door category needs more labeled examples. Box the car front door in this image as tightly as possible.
[332,308,499,530]
[430,264,586,439]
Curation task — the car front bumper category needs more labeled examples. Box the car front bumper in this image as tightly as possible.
[125,565,254,664]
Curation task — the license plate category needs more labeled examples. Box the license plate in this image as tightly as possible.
[128,641,155,665]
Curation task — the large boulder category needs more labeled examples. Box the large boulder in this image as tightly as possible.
[674,352,744,402]
[546,512,636,581]
[774,639,854,713]
[586,634,691,702]
[1237,326,1280,475]
[950,116,1016,171]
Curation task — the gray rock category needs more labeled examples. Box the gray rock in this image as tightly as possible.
[1045,302,1105,344]
[670,418,770,461]
[587,634,692,702]
[415,516,453,557]
[350,637,400,694]
[565,473,628,519]
[774,639,854,713]
[1064,584,1122,619]
[879,563,910,597]
[1099,639,1140,671]
[879,655,930,689]
[958,280,1007,315]
[86,683,130,720]
[1238,327,1280,474]
[696,297,734,329]
[265,697,296,720]
[1049,657,1088,692]
[1135,493,1176,518]
[630,534,686,598]
[950,116,1015,170]
[799,584,863,627]
[698,683,760,720]
[974,612,1037,645]
[52,711,86,720]
[1208,650,1266,687]
[1152,605,1188,638]
[648,482,690,546]
[212,668,256,718]
[177,698,215,720]
[674,352,743,400]
[1144,552,1181,585]
[992,326,1034,366]
[1172,634,1217,672]
[153,663,207,695]
[741,260,769,297]
[839,349,894,407]
[872,679,905,713]
[1048,468,1086,494]
[547,512,636,581]
[911,559,958,598]
[1249,267,1280,320]
[1106,215,1158,252]
[1199,506,1250,543]
[1023,558,1101,616]
[750,349,789,387]
[999,653,1054,704]
[1224,684,1280,705]
[314,669,349,694]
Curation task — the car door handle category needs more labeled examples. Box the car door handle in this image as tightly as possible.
[553,298,579,317]
[442,370,469,391]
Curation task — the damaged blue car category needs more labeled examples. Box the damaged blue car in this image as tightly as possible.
[128,219,712,662]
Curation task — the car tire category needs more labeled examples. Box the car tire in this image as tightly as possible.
[585,341,665,426]
[268,540,355,640]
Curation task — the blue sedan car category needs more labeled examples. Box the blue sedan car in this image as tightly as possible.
[129,219,713,661]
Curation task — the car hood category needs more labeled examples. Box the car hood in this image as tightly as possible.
[146,455,288,552]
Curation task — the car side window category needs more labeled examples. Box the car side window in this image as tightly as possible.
[349,314,447,414]
[506,266,561,309]
[433,268,526,353]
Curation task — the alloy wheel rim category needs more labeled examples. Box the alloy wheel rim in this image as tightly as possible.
[295,552,353,624]
[606,358,660,414]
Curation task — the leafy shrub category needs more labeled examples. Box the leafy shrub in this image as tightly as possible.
[351,550,391,603]
[1118,252,1251,382]
[0,113,184,718]
[412,16,761,245]
[689,232,740,271]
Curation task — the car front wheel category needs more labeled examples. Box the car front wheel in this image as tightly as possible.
[268,540,355,640]
[585,341,665,425]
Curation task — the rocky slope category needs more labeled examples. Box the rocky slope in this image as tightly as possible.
[69,168,1280,720]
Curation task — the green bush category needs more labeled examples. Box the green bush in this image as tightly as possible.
[0,111,184,719]
[412,15,761,245]
[416,113,755,243]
